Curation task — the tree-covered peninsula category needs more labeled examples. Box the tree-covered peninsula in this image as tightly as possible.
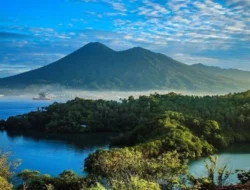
[1,90,250,189]
[2,90,250,148]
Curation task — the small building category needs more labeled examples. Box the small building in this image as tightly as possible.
[81,124,87,128]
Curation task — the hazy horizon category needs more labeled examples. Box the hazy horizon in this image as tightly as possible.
[0,84,242,101]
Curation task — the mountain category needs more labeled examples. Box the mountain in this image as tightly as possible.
[191,63,250,86]
[0,42,249,93]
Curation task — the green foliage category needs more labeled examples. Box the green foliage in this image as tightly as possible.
[85,148,188,189]
[0,152,12,180]
[111,176,160,190]
[118,112,215,158]
[3,90,250,158]
[2,90,250,189]
[188,156,232,190]
[17,169,40,181]
[17,169,40,190]
[0,176,13,190]
[15,171,161,190]
[237,170,250,184]
[88,183,105,190]
[16,170,98,190]
[0,150,20,190]
[0,151,20,179]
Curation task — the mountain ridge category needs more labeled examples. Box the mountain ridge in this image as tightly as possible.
[191,63,249,72]
[0,42,249,93]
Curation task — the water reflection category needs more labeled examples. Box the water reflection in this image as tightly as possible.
[0,131,117,176]
[5,131,116,152]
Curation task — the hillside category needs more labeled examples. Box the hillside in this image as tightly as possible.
[191,63,250,86]
[0,42,249,92]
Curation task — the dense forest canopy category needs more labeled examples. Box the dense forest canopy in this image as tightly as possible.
[1,90,250,189]
[2,90,250,153]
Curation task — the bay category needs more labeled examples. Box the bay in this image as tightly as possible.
[1,96,250,183]
[189,143,250,184]
[0,97,112,176]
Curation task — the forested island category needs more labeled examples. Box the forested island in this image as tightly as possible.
[1,90,250,189]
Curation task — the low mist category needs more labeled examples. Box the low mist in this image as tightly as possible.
[0,85,235,102]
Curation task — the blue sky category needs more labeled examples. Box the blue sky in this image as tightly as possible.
[1,0,250,77]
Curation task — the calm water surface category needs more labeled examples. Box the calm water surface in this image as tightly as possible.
[189,143,250,184]
[0,97,54,120]
[0,97,112,176]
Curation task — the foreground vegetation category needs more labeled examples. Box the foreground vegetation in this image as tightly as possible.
[1,90,250,189]
[1,150,250,190]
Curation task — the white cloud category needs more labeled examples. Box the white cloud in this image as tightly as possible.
[104,0,127,12]
[81,0,127,12]
[1,0,250,71]
[0,63,42,77]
